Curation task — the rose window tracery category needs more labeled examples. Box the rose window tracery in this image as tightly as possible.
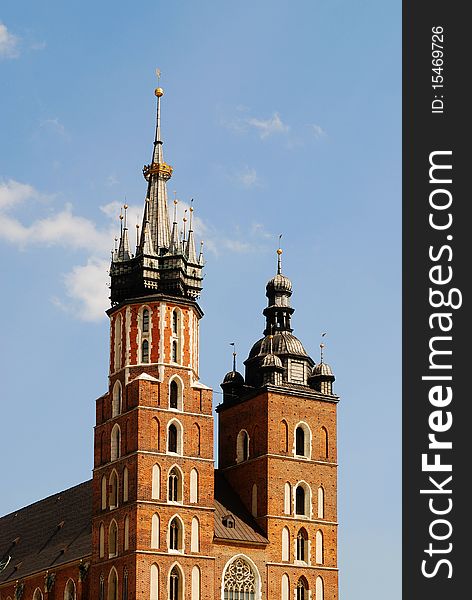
[223,558,256,599]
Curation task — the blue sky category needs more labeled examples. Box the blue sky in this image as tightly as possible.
[0,2,400,598]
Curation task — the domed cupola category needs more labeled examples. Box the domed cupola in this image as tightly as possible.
[308,343,335,395]
[221,348,246,405]
[244,247,315,389]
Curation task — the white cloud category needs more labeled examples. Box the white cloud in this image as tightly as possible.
[309,123,327,138]
[0,22,19,59]
[246,112,290,139]
[0,179,41,210]
[39,117,66,136]
[61,258,111,321]
[235,166,258,188]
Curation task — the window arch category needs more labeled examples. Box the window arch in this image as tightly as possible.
[33,588,43,600]
[222,556,260,600]
[112,380,122,417]
[109,469,119,509]
[99,574,105,600]
[151,513,160,549]
[101,475,107,510]
[191,517,200,552]
[194,423,201,456]
[152,464,161,499]
[99,522,105,558]
[281,574,289,600]
[142,339,150,363]
[167,420,183,455]
[64,579,76,600]
[111,424,121,461]
[190,468,198,503]
[123,568,128,600]
[124,515,130,551]
[316,576,324,600]
[169,564,183,600]
[294,422,311,458]
[296,577,309,600]
[191,566,200,600]
[251,483,258,517]
[284,482,291,515]
[152,417,160,452]
[150,564,159,600]
[170,309,182,365]
[296,528,309,562]
[236,430,250,463]
[109,520,118,558]
[280,420,289,453]
[168,516,184,553]
[114,313,122,372]
[108,567,118,600]
[317,486,324,519]
[169,377,183,411]
[281,526,290,561]
[142,308,150,333]
[168,466,183,503]
[295,482,311,517]
[320,426,329,459]
[123,467,129,502]
[316,530,324,564]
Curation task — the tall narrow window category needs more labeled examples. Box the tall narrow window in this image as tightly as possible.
[236,430,250,463]
[108,568,118,600]
[170,380,178,409]
[172,310,178,335]
[284,482,291,515]
[194,423,201,456]
[296,528,308,562]
[123,467,129,502]
[64,579,76,600]
[150,564,159,600]
[296,577,309,600]
[169,566,181,600]
[99,523,105,558]
[99,575,105,600]
[317,486,324,519]
[172,340,178,363]
[111,425,121,461]
[124,516,129,551]
[168,467,182,503]
[281,574,290,600]
[316,530,324,564]
[169,517,181,551]
[190,468,198,503]
[142,340,150,363]
[152,464,161,499]
[295,427,305,456]
[114,314,122,372]
[281,527,290,561]
[33,588,43,600]
[191,517,200,552]
[112,381,122,417]
[168,424,178,453]
[142,308,150,333]
[320,427,329,459]
[316,577,324,600]
[153,418,160,451]
[122,569,128,600]
[191,566,200,600]
[295,485,306,516]
[109,470,119,509]
[109,520,118,557]
[101,476,107,510]
[280,420,289,453]
[151,513,160,549]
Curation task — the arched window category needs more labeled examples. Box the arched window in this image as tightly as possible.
[99,523,105,558]
[281,527,290,561]
[142,339,150,363]
[194,423,201,456]
[108,568,118,600]
[109,470,119,509]
[190,468,198,503]
[153,417,160,452]
[295,426,304,456]
[236,430,250,463]
[296,577,309,600]
[317,486,324,519]
[191,566,200,600]
[251,483,258,517]
[280,420,289,453]
[142,308,150,333]
[112,381,122,417]
[172,310,179,335]
[169,565,183,600]
[169,377,183,411]
[316,576,324,600]
[167,420,183,455]
[172,340,178,363]
[284,482,291,515]
[111,424,121,461]
[123,569,128,600]
[114,314,122,372]
[64,579,76,600]
[168,467,183,503]
[320,427,329,459]
[33,588,43,600]
[124,515,129,551]
[101,475,107,510]
[109,520,118,557]
[123,467,129,502]
[152,464,161,499]
[296,528,309,562]
[316,530,324,564]
[191,517,200,552]
[223,557,257,600]
[99,575,105,600]
[281,574,289,600]
[151,513,160,549]
[169,517,183,552]
[295,483,311,517]
[150,564,159,600]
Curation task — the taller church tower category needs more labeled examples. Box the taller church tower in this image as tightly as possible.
[90,85,215,600]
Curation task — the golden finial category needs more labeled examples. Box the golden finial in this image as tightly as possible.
[277,234,283,274]
[155,67,164,97]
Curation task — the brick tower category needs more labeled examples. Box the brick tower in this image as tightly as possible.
[217,248,339,600]
[90,84,215,600]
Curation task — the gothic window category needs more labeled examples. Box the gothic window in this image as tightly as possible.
[99,575,105,600]
[318,486,324,519]
[316,530,324,564]
[167,420,183,455]
[295,483,311,517]
[151,513,160,549]
[109,470,119,509]
[101,475,107,510]
[316,576,324,600]
[223,558,256,600]
[296,528,309,562]
[320,427,329,459]
[33,588,43,600]
[172,340,178,363]
[108,568,118,600]
[64,579,76,600]
[124,516,129,551]
[191,566,201,600]
[169,566,182,600]
[114,314,122,372]
[236,430,249,463]
[191,517,200,552]
[153,417,160,451]
[168,424,177,453]
[122,569,128,600]
[111,424,121,461]
[99,523,105,558]
[109,520,118,558]
[295,423,311,458]
[194,423,201,456]
[142,340,150,363]
[123,467,129,502]
[281,527,290,561]
[112,381,122,417]
[168,467,183,503]
[284,482,291,515]
[281,574,290,600]
[142,308,150,333]
[280,420,289,453]
[152,464,161,499]
[169,517,183,552]
[170,380,178,408]
[172,310,179,335]
[296,577,309,600]
[190,468,198,503]
[150,564,159,600]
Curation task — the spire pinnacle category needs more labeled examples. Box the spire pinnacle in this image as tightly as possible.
[277,234,283,274]
[230,342,236,371]
[320,332,327,363]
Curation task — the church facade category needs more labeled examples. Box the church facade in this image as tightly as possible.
[0,86,339,600]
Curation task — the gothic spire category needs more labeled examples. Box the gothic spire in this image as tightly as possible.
[185,201,198,263]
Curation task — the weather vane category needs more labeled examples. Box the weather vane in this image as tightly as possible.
[156,68,161,82]
[320,332,327,363]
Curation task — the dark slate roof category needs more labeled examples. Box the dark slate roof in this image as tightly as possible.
[0,481,92,584]
[213,471,268,545]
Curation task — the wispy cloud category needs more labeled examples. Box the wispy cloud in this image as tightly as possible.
[234,166,259,188]
[308,123,327,139]
[39,117,66,136]
[0,22,19,59]
[247,112,290,139]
